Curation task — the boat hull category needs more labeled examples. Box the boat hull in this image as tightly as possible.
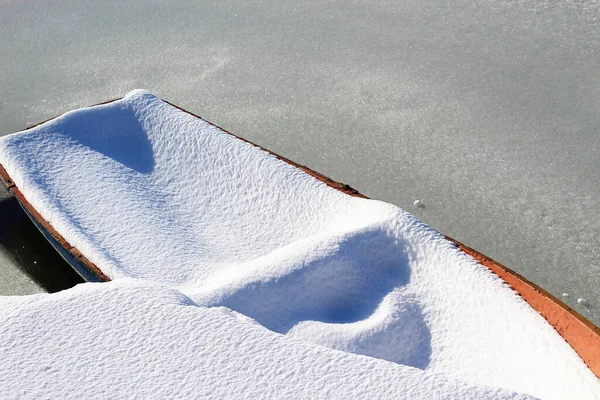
[1,98,598,378]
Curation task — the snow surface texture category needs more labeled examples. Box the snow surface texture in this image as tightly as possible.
[0,0,598,325]
[0,280,532,400]
[0,91,598,398]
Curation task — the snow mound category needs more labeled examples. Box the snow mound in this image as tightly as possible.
[0,280,530,399]
[0,90,598,398]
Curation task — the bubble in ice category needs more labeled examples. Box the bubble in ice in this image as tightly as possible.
[413,200,425,209]
[562,293,569,297]
[577,298,587,305]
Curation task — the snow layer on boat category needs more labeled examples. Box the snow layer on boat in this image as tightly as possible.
[0,280,532,400]
[0,90,598,398]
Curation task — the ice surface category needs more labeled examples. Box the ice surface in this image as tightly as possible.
[0,185,83,294]
[0,0,598,323]
[0,250,42,295]
[0,185,84,293]
[0,280,533,399]
[0,186,42,294]
[0,91,598,398]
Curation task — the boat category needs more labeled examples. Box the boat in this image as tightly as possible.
[0,93,598,383]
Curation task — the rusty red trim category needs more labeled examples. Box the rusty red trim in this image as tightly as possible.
[21,98,122,132]
[446,237,600,377]
[1,96,598,378]
[0,164,15,188]
[170,101,600,378]
[0,165,110,282]
[163,100,367,198]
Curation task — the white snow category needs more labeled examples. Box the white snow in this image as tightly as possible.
[1,0,599,323]
[0,90,598,398]
[0,280,530,399]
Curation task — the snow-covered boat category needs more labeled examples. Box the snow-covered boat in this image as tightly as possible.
[0,91,598,398]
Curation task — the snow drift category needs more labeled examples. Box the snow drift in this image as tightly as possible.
[0,280,530,399]
[0,90,598,398]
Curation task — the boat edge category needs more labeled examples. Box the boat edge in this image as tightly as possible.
[0,96,597,378]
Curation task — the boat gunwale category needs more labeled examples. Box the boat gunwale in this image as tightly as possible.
[1,96,598,378]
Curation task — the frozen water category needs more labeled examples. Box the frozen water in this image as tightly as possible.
[0,91,598,398]
[0,1,599,325]
[0,248,41,295]
[0,186,83,294]
[413,199,425,209]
